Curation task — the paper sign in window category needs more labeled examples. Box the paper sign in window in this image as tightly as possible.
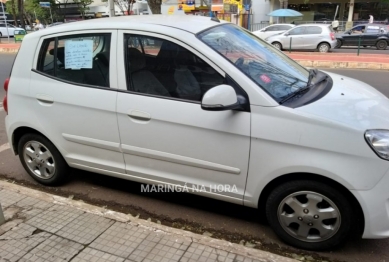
[65,39,93,69]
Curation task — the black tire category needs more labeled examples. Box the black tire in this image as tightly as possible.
[336,39,342,48]
[266,180,355,251]
[376,40,388,50]
[317,43,330,53]
[18,133,69,186]
[272,42,282,50]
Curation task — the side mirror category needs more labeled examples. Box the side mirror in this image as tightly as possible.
[284,33,290,36]
[260,29,265,32]
[201,85,240,111]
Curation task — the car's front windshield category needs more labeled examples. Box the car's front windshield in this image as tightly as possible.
[197,24,309,102]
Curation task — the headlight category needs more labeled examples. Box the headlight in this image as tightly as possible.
[365,130,389,160]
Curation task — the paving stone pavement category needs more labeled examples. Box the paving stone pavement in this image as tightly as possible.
[0,183,297,262]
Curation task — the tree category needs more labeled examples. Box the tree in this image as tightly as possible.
[72,0,94,19]
[5,0,18,25]
[148,0,161,14]
[24,0,56,24]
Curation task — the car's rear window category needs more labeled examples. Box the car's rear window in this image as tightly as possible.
[306,26,322,34]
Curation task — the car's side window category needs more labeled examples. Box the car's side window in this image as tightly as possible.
[289,27,305,35]
[278,25,292,31]
[123,34,225,102]
[266,26,278,31]
[37,33,111,88]
[305,26,322,34]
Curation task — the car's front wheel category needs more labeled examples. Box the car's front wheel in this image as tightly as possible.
[376,40,388,50]
[272,42,282,50]
[18,133,69,185]
[266,180,355,250]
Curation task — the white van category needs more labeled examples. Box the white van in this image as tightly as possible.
[4,15,389,251]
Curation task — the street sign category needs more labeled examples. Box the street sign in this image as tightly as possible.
[39,2,51,8]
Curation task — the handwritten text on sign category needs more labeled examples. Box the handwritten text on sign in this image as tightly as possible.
[65,39,93,69]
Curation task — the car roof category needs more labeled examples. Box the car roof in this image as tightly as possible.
[294,24,331,28]
[354,23,386,27]
[30,15,228,37]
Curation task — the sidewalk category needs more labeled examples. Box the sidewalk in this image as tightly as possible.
[288,52,389,70]
[1,42,388,70]
[0,180,296,262]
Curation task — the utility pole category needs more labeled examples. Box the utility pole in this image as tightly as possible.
[109,0,115,17]
[0,2,10,42]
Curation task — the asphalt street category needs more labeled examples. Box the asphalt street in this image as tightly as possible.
[1,53,389,262]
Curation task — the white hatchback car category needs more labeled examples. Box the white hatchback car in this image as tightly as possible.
[4,16,389,251]
[0,23,25,37]
[252,24,295,39]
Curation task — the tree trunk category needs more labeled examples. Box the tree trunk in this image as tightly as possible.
[10,0,17,26]
[148,0,161,14]
[18,0,25,28]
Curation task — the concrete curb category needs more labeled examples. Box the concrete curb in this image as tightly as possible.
[0,180,297,262]
[0,47,19,53]
[295,60,389,70]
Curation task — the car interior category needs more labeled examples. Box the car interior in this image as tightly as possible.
[124,35,225,101]
[39,35,111,88]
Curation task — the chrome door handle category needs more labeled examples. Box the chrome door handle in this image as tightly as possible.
[128,110,151,121]
[36,94,54,104]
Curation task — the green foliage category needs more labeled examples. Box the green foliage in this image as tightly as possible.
[24,0,56,23]
[5,0,19,16]
[73,0,94,18]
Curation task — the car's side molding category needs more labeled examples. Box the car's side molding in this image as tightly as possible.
[121,144,241,175]
[62,133,121,152]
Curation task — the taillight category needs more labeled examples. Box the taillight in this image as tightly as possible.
[3,78,9,114]
[330,32,335,41]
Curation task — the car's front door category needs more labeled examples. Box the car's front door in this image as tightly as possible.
[116,31,251,204]
[285,27,306,49]
[343,25,365,46]
[30,31,125,174]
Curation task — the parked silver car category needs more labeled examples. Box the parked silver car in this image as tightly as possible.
[266,24,337,53]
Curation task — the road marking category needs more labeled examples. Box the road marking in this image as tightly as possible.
[0,143,10,153]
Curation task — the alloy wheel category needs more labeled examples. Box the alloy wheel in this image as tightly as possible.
[23,141,56,179]
[277,191,341,242]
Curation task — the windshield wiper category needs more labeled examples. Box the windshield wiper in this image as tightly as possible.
[279,85,311,104]
[280,70,328,104]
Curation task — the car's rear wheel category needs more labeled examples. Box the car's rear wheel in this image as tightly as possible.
[336,39,342,48]
[266,180,354,250]
[272,42,282,50]
[376,40,388,50]
[18,133,69,185]
[318,43,330,53]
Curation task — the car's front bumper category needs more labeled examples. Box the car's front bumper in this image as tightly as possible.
[353,168,389,238]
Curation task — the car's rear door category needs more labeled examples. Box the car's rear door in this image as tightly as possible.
[302,26,323,49]
[30,30,125,174]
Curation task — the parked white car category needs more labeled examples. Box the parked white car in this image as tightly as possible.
[252,24,295,39]
[0,23,24,37]
[4,16,389,251]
